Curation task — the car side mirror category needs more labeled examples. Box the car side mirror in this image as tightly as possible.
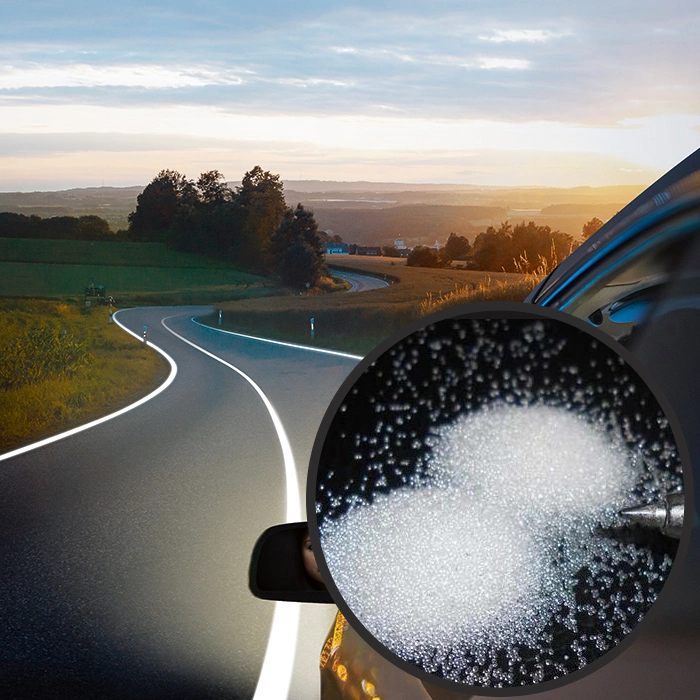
[249,522,334,604]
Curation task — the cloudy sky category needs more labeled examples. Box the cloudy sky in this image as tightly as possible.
[1,0,699,190]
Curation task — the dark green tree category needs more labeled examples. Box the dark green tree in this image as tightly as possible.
[277,240,327,288]
[382,245,401,257]
[235,166,287,269]
[76,215,112,239]
[270,203,321,253]
[472,221,576,272]
[0,212,113,240]
[582,217,605,240]
[510,221,575,271]
[317,230,344,244]
[473,223,512,271]
[128,169,197,241]
[197,170,230,207]
[269,203,327,287]
[443,232,472,261]
[407,245,440,268]
[169,198,245,258]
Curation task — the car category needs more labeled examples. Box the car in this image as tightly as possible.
[250,148,700,699]
[525,147,700,698]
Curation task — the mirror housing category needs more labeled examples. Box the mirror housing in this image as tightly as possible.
[249,522,334,604]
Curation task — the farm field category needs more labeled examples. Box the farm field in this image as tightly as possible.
[0,238,237,268]
[204,255,539,355]
[0,248,538,448]
[0,238,276,304]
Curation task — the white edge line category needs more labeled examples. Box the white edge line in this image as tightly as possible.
[334,269,390,289]
[160,315,301,700]
[190,317,363,361]
[0,309,178,463]
[160,316,301,521]
[251,601,301,700]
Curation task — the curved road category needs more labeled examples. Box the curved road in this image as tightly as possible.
[332,269,390,292]
[0,306,359,699]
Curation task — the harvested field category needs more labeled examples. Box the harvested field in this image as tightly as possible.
[208,256,535,355]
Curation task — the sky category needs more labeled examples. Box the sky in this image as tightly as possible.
[1,0,700,190]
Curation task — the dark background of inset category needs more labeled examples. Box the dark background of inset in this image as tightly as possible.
[315,317,682,687]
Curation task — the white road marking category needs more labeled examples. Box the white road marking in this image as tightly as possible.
[190,317,363,361]
[333,271,356,291]
[0,309,178,463]
[252,602,301,700]
[161,316,301,521]
[333,269,390,291]
[160,315,302,700]
[0,306,317,698]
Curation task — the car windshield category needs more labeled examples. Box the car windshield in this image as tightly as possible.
[558,212,699,342]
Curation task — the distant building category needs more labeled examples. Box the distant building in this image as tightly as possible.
[394,238,406,249]
[356,246,382,256]
[325,243,349,254]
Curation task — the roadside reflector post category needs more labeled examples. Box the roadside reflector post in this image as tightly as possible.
[109,310,113,323]
[218,309,223,326]
[310,317,315,339]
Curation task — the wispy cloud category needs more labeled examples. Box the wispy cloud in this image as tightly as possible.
[478,29,569,43]
[0,1,699,188]
[0,64,248,90]
[330,46,417,63]
[271,77,353,88]
[2,3,699,125]
[477,58,530,70]
[330,47,530,71]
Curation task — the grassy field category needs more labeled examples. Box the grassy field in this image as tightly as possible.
[204,255,539,355]
[0,238,237,268]
[0,238,277,304]
[0,298,167,453]
[0,249,538,449]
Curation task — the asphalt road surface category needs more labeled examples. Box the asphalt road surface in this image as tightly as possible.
[331,269,390,292]
[0,305,358,699]
[2,300,698,700]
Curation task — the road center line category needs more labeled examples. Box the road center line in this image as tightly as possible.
[160,315,301,700]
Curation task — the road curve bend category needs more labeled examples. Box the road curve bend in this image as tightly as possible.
[0,305,358,700]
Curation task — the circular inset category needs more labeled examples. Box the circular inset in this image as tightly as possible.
[308,304,690,694]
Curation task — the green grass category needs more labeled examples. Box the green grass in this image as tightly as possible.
[0,238,238,268]
[0,261,267,298]
[0,238,277,302]
[0,298,167,452]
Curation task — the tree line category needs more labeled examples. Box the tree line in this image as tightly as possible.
[126,167,328,288]
[1,173,609,282]
[0,166,332,289]
[405,217,606,272]
[0,212,112,240]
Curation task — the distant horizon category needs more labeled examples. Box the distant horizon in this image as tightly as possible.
[0,152,671,193]
[2,3,699,192]
[0,177,656,196]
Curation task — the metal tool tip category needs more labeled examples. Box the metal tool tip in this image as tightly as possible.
[619,502,666,528]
